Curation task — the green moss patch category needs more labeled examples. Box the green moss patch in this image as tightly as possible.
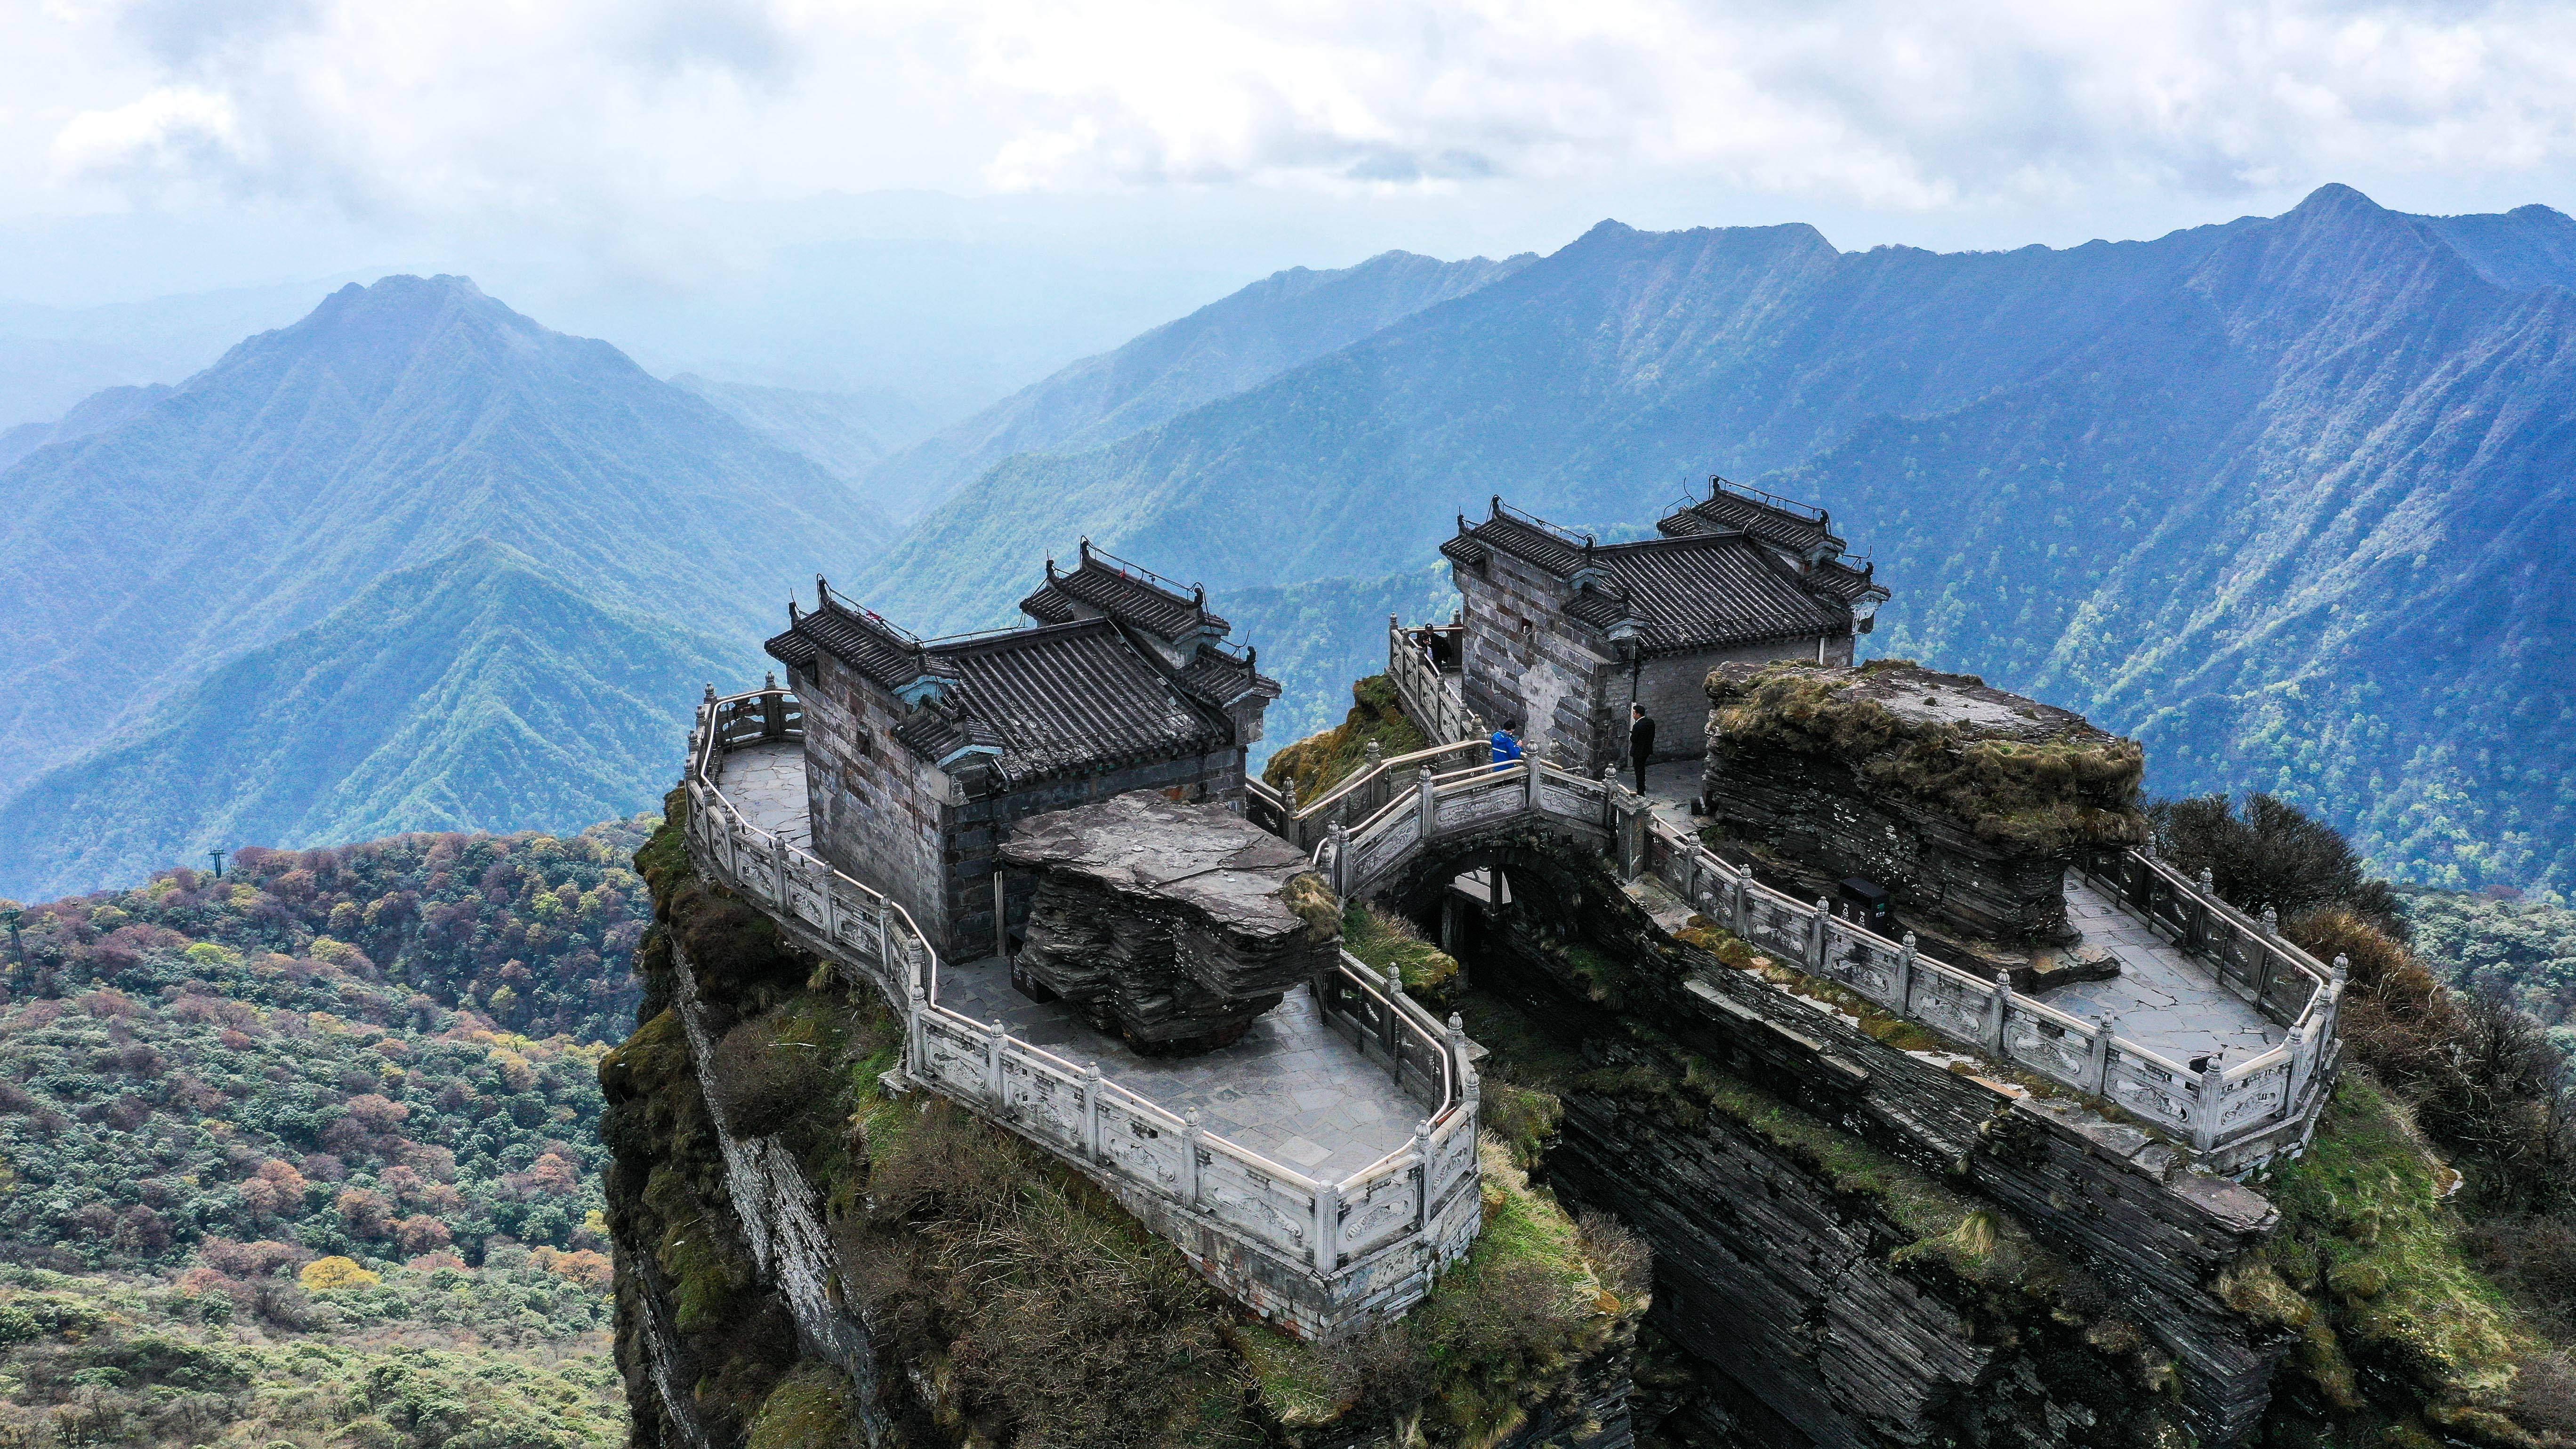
[2252,1074,2544,1441]
[1263,676,1432,804]
[1243,1135,1637,1445]
[747,1360,863,1449]
[1706,662,2143,852]
[1341,902,1462,1003]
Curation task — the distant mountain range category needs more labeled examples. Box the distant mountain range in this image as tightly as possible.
[10,191,2574,899]
[0,275,890,898]
[853,186,2576,894]
[668,373,930,481]
[860,249,1534,521]
[0,542,736,894]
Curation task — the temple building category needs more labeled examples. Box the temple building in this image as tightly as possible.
[1438,479,1888,775]
[765,541,1279,959]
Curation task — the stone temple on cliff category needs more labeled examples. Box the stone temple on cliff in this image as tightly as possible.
[762,541,1280,961]
[1434,478,1889,776]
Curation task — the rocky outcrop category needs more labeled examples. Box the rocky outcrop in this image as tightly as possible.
[1371,821,2287,1447]
[1701,661,2145,947]
[1001,791,1339,1052]
[609,792,1641,1449]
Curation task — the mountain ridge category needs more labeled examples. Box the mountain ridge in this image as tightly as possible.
[0,274,890,805]
[0,538,737,898]
[854,185,2576,890]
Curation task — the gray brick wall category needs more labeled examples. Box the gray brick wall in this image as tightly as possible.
[801,655,950,943]
[803,651,1250,960]
[1454,550,1856,775]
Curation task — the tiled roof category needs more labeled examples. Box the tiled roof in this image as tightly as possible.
[1659,485,1841,557]
[765,600,949,692]
[774,598,1235,783]
[1441,510,1591,576]
[1175,648,1283,710]
[1807,557,1890,607]
[1017,552,1226,639]
[1559,536,1852,653]
[929,620,1231,781]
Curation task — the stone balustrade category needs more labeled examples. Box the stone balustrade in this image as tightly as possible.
[685,685,1481,1340]
[1306,668,2346,1170]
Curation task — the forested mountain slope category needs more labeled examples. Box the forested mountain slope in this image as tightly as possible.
[668,372,928,479]
[0,821,652,1447]
[0,275,892,811]
[0,543,737,899]
[859,186,2576,891]
[859,248,1532,520]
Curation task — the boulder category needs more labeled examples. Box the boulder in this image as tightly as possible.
[998,792,1341,1054]
[1701,661,2144,947]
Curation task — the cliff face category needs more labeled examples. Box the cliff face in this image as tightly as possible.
[1377,821,2291,1447]
[602,796,1645,1449]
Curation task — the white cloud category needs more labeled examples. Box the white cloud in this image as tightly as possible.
[12,0,2576,241]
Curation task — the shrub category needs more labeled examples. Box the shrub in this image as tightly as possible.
[298,1256,380,1291]
[2150,793,2407,938]
[1263,676,1432,804]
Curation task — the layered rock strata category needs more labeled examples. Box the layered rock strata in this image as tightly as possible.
[1369,822,2286,1447]
[1701,661,2145,946]
[1000,790,1339,1052]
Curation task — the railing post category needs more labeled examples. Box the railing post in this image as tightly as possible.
[2086,1015,2112,1095]
[1281,781,1300,850]
[1894,932,1917,1014]
[2283,1022,2313,1112]
[1313,1179,1339,1273]
[1730,874,1749,939]
[1447,1012,1471,1109]
[1083,1063,1103,1162]
[1524,747,1544,813]
[1183,1119,1204,1209]
[1987,970,2012,1055]
[986,1019,1008,1104]
[761,673,784,739]
[1380,966,1406,1076]
[2255,907,2280,1005]
[2192,1061,2225,1152]
[907,974,928,1078]
[1809,897,1831,973]
[1409,1127,1431,1231]
[1416,765,1437,838]
[1328,821,1349,897]
[2191,868,2216,954]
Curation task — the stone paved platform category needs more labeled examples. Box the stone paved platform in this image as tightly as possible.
[2036,876,2280,1062]
[713,742,1424,1181]
[1628,757,2279,1063]
[938,962,1420,1180]
[716,740,812,850]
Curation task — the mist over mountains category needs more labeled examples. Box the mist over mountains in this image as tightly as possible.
[859,185,2576,893]
[5,187,2570,900]
[0,275,890,897]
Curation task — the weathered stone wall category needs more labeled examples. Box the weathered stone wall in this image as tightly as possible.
[1455,548,1848,776]
[801,649,1246,960]
[800,652,950,943]
[1626,640,1841,769]
[1458,547,1615,770]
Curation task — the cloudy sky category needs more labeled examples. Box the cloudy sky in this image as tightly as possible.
[7,0,2576,408]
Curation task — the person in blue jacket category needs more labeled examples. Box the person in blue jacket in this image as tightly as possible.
[1490,719,1524,772]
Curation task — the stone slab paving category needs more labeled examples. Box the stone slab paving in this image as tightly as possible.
[1619,756,2282,1066]
[938,962,1423,1181]
[2036,875,2282,1063]
[716,739,812,850]
[712,741,1423,1183]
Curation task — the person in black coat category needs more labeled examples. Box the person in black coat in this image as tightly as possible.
[1628,703,1655,793]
